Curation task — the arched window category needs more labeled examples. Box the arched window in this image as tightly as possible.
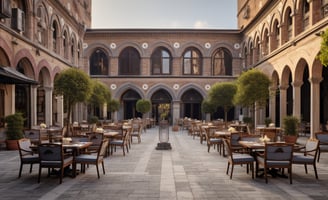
[36,5,47,46]
[151,47,171,75]
[63,30,68,59]
[287,8,293,41]
[212,48,232,75]
[89,49,109,75]
[52,21,59,53]
[71,37,75,64]
[243,46,248,69]
[183,48,202,75]
[119,47,140,75]
[272,20,280,50]
[262,29,269,56]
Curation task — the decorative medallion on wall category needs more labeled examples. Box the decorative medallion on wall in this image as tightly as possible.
[205,84,211,91]
[82,43,88,49]
[142,43,148,49]
[173,42,180,49]
[205,42,211,49]
[110,84,117,90]
[110,43,116,49]
[142,84,148,90]
[234,43,240,49]
[173,84,179,90]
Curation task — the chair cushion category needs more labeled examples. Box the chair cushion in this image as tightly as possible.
[110,140,123,145]
[266,160,290,167]
[292,154,314,163]
[22,155,39,162]
[75,154,97,162]
[232,154,254,162]
[210,138,222,143]
[319,145,328,151]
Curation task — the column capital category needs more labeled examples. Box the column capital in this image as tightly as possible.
[279,84,289,90]
[292,81,303,87]
[309,77,323,84]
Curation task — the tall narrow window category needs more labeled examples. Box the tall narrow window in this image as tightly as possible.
[151,47,171,75]
[52,21,58,53]
[262,29,269,56]
[287,9,293,41]
[119,47,140,75]
[71,38,75,64]
[183,48,202,75]
[63,31,68,59]
[90,49,109,75]
[212,48,232,75]
[322,0,328,18]
[303,0,310,31]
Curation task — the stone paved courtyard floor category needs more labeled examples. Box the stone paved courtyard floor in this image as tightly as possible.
[1,126,328,200]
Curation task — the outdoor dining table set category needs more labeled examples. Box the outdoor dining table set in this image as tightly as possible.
[223,136,319,184]
[18,136,109,184]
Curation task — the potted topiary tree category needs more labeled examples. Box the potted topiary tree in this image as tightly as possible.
[283,115,300,144]
[5,113,25,150]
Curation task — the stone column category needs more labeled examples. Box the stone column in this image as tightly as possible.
[31,85,38,127]
[172,100,180,125]
[269,86,277,124]
[292,81,303,118]
[310,77,322,138]
[279,84,289,127]
[56,95,64,127]
[44,86,53,126]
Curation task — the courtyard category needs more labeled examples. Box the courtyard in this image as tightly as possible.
[1,126,328,200]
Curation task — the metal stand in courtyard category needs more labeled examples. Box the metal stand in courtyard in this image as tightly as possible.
[156,120,172,150]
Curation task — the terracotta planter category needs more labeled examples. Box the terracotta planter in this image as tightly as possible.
[284,135,298,144]
[6,140,19,150]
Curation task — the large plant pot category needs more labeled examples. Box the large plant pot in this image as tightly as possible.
[6,140,19,150]
[284,135,297,144]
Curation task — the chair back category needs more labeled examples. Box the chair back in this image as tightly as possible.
[38,143,63,165]
[98,139,109,159]
[24,129,40,144]
[88,132,104,146]
[223,139,232,157]
[265,143,293,161]
[230,132,241,147]
[305,139,319,157]
[17,138,33,156]
[315,132,328,143]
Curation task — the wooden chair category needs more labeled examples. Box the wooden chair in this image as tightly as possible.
[75,139,109,178]
[292,138,319,179]
[17,138,39,178]
[315,132,328,162]
[38,143,73,184]
[223,139,255,179]
[191,121,202,139]
[204,126,223,154]
[256,143,294,184]
[110,127,131,156]
[130,121,142,143]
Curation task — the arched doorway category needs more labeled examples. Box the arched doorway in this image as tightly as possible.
[181,89,203,120]
[122,90,141,119]
[151,89,172,124]
[16,58,34,128]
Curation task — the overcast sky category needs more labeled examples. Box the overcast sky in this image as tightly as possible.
[91,0,237,29]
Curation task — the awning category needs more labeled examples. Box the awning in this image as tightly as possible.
[0,66,38,85]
